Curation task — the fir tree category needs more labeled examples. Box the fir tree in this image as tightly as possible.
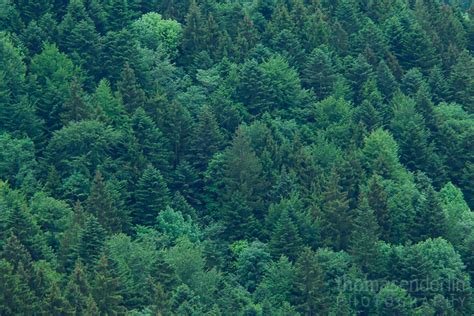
[320,170,352,251]
[294,247,328,316]
[366,175,391,242]
[412,174,447,242]
[77,215,106,267]
[181,0,206,63]
[349,193,382,277]
[449,50,474,113]
[65,260,97,314]
[269,208,303,261]
[86,170,124,234]
[189,105,224,170]
[237,59,274,115]
[302,46,337,100]
[92,255,126,315]
[131,107,171,173]
[117,63,146,113]
[60,77,89,125]
[134,165,171,226]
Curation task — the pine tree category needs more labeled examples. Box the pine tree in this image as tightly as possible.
[189,105,224,170]
[222,191,257,241]
[428,66,449,104]
[60,77,89,125]
[65,260,97,314]
[237,59,274,116]
[376,60,399,101]
[117,63,146,113]
[0,259,36,315]
[77,215,106,267]
[449,50,474,113]
[390,94,433,172]
[349,193,382,277]
[86,170,124,234]
[43,282,70,315]
[92,255,126,315]
[181,0,206,64]
[412,174,447,242]
[134,165,171,226]
[302,46,337,100]
[320,170,352,251]
[294,247,328,316]
[366,175,391,242]
[131,107,171,173]
[269,209,303,261]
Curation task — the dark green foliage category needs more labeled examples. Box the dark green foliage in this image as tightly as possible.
[0,0,473,314]
[133,165,170,226]
[77,215,106,267]
[320,170,352,251]
[301,45,337,100]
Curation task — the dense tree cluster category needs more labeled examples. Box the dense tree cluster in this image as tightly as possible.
[0,0,473,314]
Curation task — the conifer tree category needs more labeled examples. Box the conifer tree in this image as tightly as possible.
[366,175,391,242]
[43,282,69,315]
[117,63,146,113]
[269,208,303,261]
[449,50,474,113]
[60,77,89,125]
[189,105,224,170]
[65,261,97,314]
[134,165,171,226]
[294,247,328,316]
[86,170,124,234]
[376,60,398,101]
[320,170,352,251]
[181,0,206,63]
[412,173,447,242]
[302,46,337,100]
[237,59,274,116]
[349,193,382,277]
[131,107,171,173]
[92,255,125,315]
[77,216,106,267]
[0,259,35,315]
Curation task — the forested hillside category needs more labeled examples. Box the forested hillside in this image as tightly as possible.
[0,0,473,315]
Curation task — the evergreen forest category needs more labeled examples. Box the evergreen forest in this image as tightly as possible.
[0,0,473,315]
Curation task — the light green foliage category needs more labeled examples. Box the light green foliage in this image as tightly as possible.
[132,12,182,57]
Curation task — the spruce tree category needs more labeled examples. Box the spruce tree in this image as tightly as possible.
[189,105,224,170]
[349,193,382,277]
[320,170,352,251]
[412,173,447,242]
[86,170,124,234]
[65,260,97,314]
[449,50,474,113]
[117,63,146,113]
[92,255,126,315]
[134,165,171,226]
[301,46,337,100]
[60,77,89,125]
[237,59,274,116]
[294,247,328,316]
[269,208,303,261]
[77,215,106,267]
[131,107,171,173]
[366,175,391,242]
